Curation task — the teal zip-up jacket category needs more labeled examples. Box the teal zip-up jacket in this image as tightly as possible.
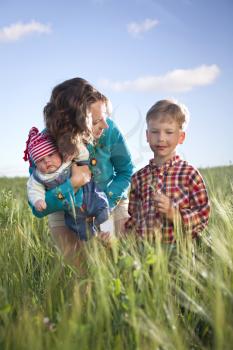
[32,118,134,218]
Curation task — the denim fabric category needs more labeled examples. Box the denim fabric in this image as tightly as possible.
[64,179,109,241]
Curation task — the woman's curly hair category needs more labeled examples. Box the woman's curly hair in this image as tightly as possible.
[44,77,108,156]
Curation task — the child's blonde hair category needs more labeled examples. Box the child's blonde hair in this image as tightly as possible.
[146,99,190,130]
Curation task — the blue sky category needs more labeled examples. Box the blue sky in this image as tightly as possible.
[0,0,232,176]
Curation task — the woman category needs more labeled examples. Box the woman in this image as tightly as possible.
[32,77,134,260]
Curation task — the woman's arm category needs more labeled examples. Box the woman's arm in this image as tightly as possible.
[104,120,134,208]
[31,179,77,218]
[31,164,91,218]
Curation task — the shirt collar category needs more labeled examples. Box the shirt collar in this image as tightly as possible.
[149,154,181,172]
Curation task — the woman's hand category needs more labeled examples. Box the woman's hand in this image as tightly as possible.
[70,163,91,192]
[98,231,113,249]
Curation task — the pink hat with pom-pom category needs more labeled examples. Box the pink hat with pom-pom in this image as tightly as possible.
[23,127,57,164]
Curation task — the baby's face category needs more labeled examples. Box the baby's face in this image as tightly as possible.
[36,151,62,174]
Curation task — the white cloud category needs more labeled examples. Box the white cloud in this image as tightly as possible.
[127,18,159,37]
[100,65,220,93]
[0,20,51,42]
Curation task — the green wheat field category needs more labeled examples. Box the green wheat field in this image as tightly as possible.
[0,165,233,350]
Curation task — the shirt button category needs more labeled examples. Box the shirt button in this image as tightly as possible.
[57,192,64,200]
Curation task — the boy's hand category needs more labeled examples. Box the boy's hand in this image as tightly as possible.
[35,199,47,211]
[154,192,175,221]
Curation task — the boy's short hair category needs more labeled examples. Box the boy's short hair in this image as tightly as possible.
[146,99,190,130]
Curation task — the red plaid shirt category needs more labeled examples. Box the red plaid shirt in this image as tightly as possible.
[125,155,210,243]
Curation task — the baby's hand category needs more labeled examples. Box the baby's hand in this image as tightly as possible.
[35,199,47,211]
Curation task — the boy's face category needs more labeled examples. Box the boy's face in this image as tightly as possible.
[146,116,185,164]
[36,151,62,174]
[89,100,109,139]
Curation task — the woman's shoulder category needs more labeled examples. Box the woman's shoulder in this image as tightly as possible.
[105,118,124,140]
[106,118,118,130]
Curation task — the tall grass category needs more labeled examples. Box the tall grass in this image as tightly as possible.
[0,166,233,350]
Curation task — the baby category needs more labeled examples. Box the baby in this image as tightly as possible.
[24,127,110,240]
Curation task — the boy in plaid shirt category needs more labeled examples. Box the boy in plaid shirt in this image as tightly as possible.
[125,99,210,243]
